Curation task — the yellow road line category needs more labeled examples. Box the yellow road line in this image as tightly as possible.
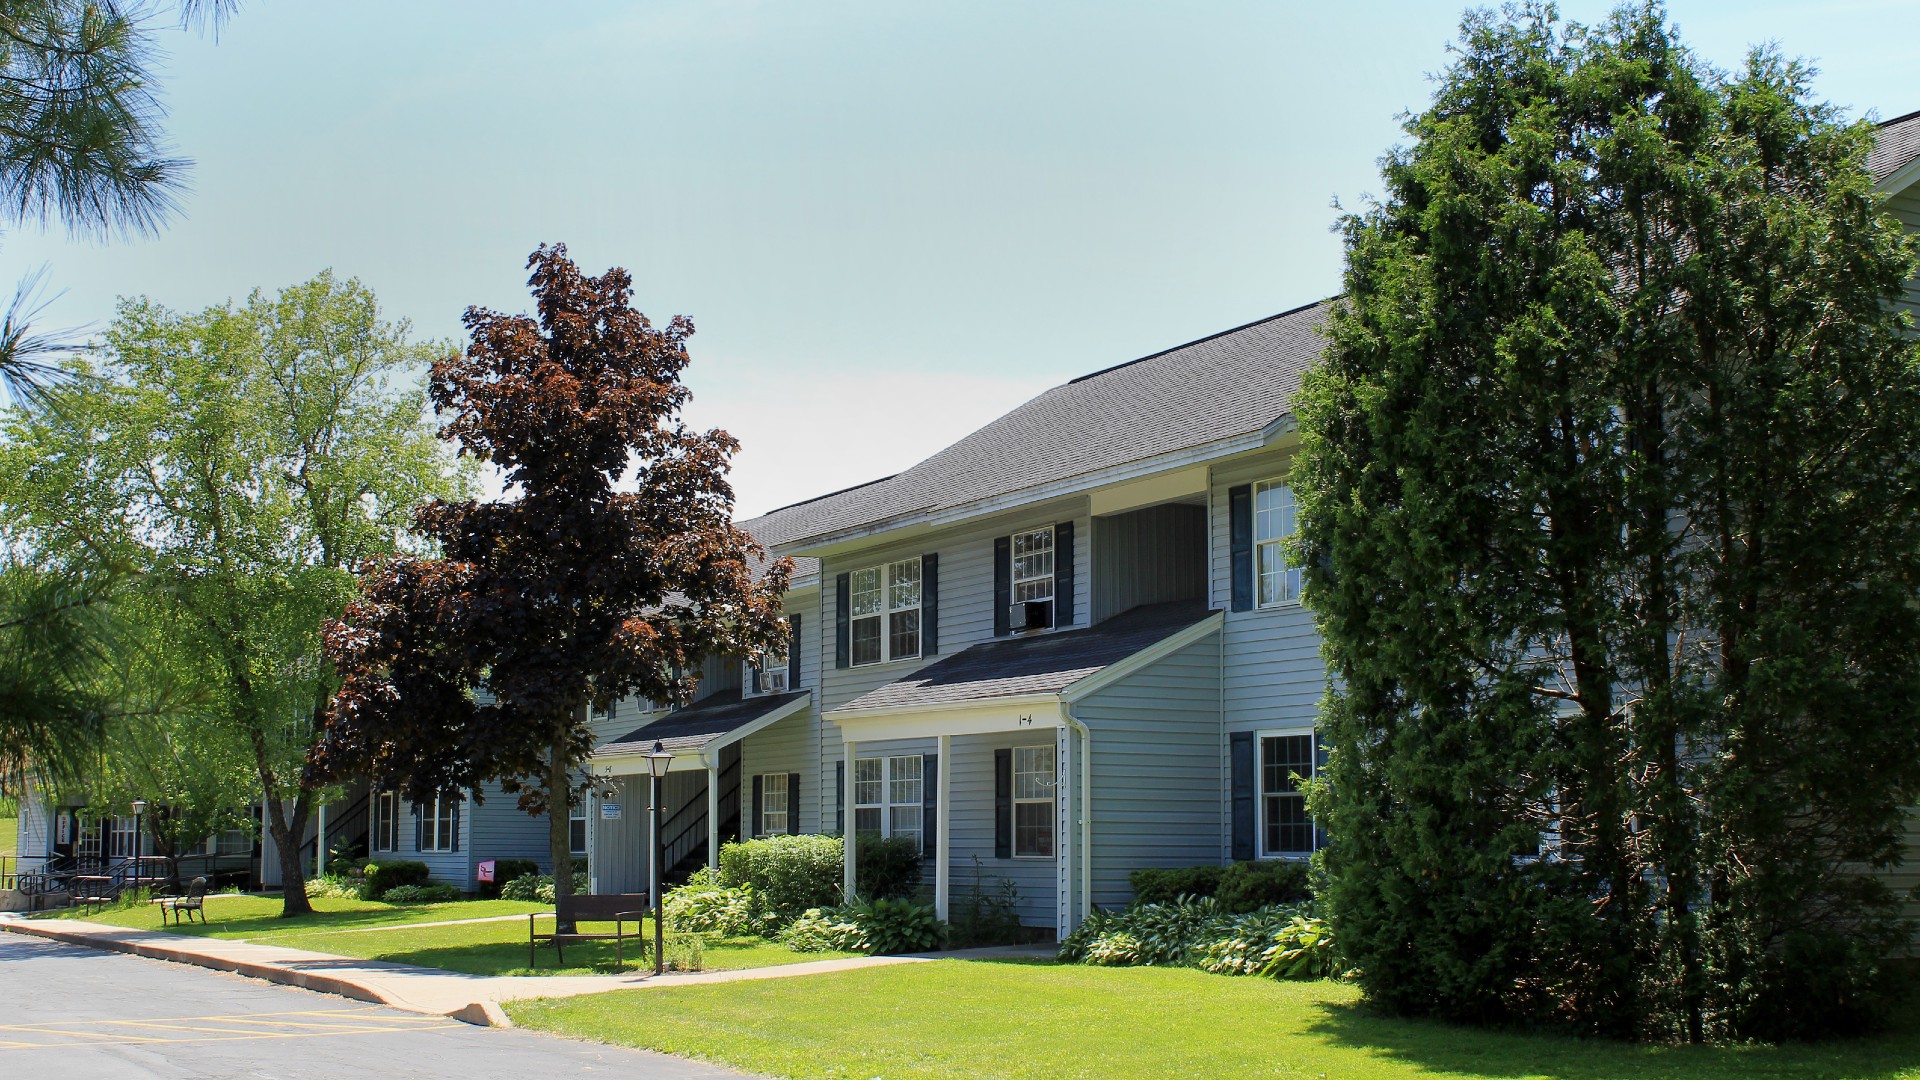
[0,1024,467,1051]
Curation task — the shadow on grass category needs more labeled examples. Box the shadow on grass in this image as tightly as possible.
[1302,994,1920,1080]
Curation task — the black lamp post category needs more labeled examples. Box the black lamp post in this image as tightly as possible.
[646,739,674,975]
[130,798,146,872]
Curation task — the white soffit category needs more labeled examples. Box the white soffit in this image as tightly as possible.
[1088,464,1209,517]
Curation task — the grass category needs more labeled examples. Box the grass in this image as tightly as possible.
[1,815,15,857]
[41,893,858,976]
[507,959,1920,1080]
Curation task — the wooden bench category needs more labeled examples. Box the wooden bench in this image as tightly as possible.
[159,876,208,926]
[528,892,649,969]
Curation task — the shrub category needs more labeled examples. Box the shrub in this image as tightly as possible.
[1216,860,1310,913]
[1258,915,1338,980]
[663,870,764,937]
[662,933,706,972]
[852,897,946,954]
[781,906,868,953]
[305,875,361,900]
[948,856,1025,948]
[853,832,922,900]
[479,858,541,899]
[1059,898,1328,978]
[718,835,843,922]
[1129,864,1226,906]
[1087,930,1142,966]
[360,860,429,900]
[498,870,588,904]
[382,883,462,903]
[1195,907,1302,976]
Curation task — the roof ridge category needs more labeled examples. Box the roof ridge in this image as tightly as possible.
[752,474,897,519]
[1067,297,1337,385]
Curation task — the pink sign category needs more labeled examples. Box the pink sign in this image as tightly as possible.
[476,859,496,883]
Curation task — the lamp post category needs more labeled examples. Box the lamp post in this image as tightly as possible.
[130,798,147,872]
[646,740,674,976]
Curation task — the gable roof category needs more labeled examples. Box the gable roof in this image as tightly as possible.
[596,688,810,756]
[1870,108,1920,189]
[831,600,1217,713]
[748,301,1334,552]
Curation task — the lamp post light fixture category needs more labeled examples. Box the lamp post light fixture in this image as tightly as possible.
[646,739,674,976]
[130,798,147,869]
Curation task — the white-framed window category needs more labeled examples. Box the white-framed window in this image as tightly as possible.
[77,816,102,860]
[849,559,921,666]
[853,755,923,851]
[569,798,589,855]
[745,649,789,695]
[1013,745,1056,858]
[1011,526,1055,611]
[421,792,458,853]
[210,828,252,857]
[373,791,399,852]
[1254,480,1304,608]
[110,814,138,859]
[1258,729,1320,858]
[758,773,791,836]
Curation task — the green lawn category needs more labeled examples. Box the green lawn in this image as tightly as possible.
[1,815,16,857]
[507,959,1920,1080]
[42,893,856,976]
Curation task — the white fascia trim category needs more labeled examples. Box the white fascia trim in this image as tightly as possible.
[1059,612,1226,704]
[587,694,812,777]
[774,434,1267,558]
[1875,156,1920,197]
[830,698,1066,743]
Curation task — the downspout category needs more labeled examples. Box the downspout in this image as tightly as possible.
[1063,706,1092,924]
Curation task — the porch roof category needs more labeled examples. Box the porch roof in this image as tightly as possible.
[596,689,811,757]
[832,600,1219,714]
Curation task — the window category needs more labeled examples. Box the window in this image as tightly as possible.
[1254,480,1304,607]
[853,755,923,851]
[745,649,788,695]
[77,816,102,860]
[421,791,459,853]
[1013,745,1056,858]
[211,829,252,857]
[110,814,138,859]
[1011,526,1055,611]
[849,560,921,666]
[759,774,791,836]
[569,799,589,855]
[1259,730,1320,858]
[373,791,399,852]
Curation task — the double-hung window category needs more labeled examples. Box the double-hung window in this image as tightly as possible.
[853,756,923,851]
[849,560,921,666]
[373,791,399,852]
[110,815,138,859]
[1254,480,1304,607]
[1011,526,1055,619]
[1258,730,1320,858]
[1013,745,1057,858]
[421,791,458,853]
[77,816,102,861]
[745,647,789,695]
[758,774,791,836]
[569,799,589,855]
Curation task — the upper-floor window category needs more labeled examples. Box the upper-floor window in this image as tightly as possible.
[1010,527,1057,633]
[849,559,920,666]
[1259,729,1319,858]
[373,791,399,852]
[1254,480,1303,607]
[745,617,796,694]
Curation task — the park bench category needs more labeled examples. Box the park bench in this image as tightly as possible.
[159,876,208,926]
[528,892,649,969]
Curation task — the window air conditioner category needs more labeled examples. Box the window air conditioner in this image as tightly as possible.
[1008,599,1053,632]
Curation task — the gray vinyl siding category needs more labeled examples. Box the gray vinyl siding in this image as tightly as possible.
[465,781,555,874]
[1075,632,1225,909]
[740,711,819,837]
[1090,503,1208,622]
[19,782,49,858]
[943,732,1056,927]
[812,505,1091,831]
[592,774,647,894]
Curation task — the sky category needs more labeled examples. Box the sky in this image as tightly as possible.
[7,0,1916,518]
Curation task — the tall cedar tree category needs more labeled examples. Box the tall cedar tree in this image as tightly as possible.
[1293,2,1920,1042]
[315,246,791,910]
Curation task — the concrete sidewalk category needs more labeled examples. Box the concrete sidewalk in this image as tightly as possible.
[0,915,956,1027]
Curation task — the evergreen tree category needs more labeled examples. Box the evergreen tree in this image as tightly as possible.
[1294,1,1920,1041]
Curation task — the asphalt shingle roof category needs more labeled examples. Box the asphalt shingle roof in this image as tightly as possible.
[597,689,810,755]
[833,601,1218,713]
[1870,108,1920,187]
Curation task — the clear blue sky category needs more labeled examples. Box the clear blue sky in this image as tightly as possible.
[8,1,1914,517]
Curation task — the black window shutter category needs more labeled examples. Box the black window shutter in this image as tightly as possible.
[993,748,1013,859]
[1230,731,1256,860]
[413,802,424,852]
[786,614,803,688]
[1053,521,1075,627]
[993,537,1012,636]
[787,774,801,835]
[920,553,939,655]
[921,753,938,860]
[751,775,764,838]
[1229,484,1254,612]
[834,573,851,668]
[449,794,460,853]
[835,759,845,834]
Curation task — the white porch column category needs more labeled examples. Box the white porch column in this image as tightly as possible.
[1056,725,1074,935]
[707,761,721,870]
[935,733,951,921]
[315,802,327,877]
[842,739,858,901]
[586,787,599,894]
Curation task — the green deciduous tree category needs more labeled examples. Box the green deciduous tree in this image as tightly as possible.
[1293,1,1920,1042]
[0,271,470,915]
[315,244,791,912]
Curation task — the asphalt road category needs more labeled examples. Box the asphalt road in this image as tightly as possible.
[0,934,749,1080]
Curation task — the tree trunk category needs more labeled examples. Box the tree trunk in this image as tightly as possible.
[548,728,575,930]
[264,791,314,917]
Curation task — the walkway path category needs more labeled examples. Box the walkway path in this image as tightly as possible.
[0,915,1042,1028]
